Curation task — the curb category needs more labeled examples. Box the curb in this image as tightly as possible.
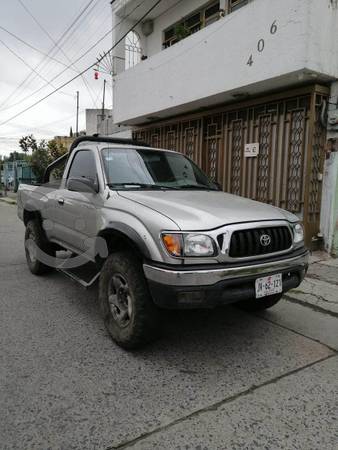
[0,198,17,205]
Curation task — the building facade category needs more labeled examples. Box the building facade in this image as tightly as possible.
[111,0,338,251]
[1,160,36,189]
[85,108,132,137]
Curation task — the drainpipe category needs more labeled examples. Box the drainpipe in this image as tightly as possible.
[320,81,338,256]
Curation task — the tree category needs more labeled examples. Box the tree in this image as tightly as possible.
[30,140,52,181]
[47,139,68,160]
[5,151,27,162]
[19,134,38,154]
[18,135,69,182]
[47,139,68,180]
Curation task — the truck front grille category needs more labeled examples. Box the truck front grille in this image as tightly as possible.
[226,226,292,258]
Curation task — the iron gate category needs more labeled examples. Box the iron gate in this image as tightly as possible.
[134,85,328,246]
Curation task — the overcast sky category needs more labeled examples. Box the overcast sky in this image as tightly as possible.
[0,0,112,156]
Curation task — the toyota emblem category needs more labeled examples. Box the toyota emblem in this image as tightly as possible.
[260,234,271,247]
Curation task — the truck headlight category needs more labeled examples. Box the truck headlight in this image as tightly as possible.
[161,233,216,257]
[293,223,304,244]
[184,234,215,257]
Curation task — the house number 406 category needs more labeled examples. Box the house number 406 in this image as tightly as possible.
[247,21,277,66]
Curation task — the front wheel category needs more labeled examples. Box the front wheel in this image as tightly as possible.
[99,251,160,349]
[235,293,283,312]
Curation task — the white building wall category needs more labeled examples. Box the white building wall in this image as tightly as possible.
[306,0,338,77]
[113,0,338,124]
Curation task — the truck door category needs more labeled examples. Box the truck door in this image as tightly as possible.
[53,149,100,253]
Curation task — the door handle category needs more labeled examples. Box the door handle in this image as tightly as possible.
[58,198,64,205]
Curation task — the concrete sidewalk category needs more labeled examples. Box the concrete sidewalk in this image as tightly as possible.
[0,191,17,205]
[286,252,338,318]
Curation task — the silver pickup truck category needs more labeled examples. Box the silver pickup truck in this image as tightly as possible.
[18,136,308,349]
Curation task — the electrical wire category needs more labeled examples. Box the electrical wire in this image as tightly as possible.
[0,39,73,97]
[20,0,107,89]
[0,0,163,128]
[0,26,78,71]
[0,0,147,113]
[0,0,97,110]
[17,0,97,66]
[58,0,108,61]
[16,0,99,108]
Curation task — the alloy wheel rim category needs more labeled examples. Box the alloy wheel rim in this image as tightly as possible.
[26,231,37,263]
[108,273,132,327]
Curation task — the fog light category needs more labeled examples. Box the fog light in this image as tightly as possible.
[178,291,206,304]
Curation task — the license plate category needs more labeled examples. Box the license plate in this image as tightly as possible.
[255,273,283,299]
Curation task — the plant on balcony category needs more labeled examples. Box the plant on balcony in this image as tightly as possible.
[174,23,191,42]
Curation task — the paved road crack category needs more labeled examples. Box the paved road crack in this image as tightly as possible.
[107,354,336,449]
[284,294,338,318]
[255,308,338,353]
[307,273,338,287]
[304,279,338,304]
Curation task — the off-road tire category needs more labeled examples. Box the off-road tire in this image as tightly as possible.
[25,219,55,275]
[235,293,283,312]
[99,251,160,349]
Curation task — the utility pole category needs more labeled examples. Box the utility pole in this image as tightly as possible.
[102,79,106,118]
[76,91,79,137]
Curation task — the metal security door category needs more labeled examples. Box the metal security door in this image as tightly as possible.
[134,85,328,245]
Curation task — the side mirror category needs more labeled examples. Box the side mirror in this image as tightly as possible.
[67,177,99,193]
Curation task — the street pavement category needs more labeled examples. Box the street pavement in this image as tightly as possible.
[0,202,337,450]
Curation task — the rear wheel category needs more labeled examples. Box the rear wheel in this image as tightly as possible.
[99,251,160,349]
[235,293,283,312]
[25,220,55,275]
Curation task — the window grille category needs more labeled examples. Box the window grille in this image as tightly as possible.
[125,31,142,70]
[163,1,220,49]
[229,0,248,12]
[162,0,250,49]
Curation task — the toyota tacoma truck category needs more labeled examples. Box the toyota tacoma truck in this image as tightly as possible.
[17,136,308,349]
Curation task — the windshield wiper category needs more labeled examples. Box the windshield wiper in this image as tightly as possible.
[178,184,218,191]
[108,183,178,190]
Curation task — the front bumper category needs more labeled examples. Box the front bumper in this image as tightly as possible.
[143,250,309,309]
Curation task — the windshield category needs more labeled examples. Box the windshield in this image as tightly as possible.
[101,148,219,190]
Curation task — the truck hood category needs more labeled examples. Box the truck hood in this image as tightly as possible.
[118,190,296,230]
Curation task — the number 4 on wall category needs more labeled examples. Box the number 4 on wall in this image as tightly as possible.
[247,54,253,66]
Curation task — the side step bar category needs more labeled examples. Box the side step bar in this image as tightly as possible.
[57,260,101,288]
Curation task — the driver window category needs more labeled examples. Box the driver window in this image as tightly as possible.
[68,150,97,182]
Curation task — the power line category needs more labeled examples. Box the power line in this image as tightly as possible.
[0,0,163,128]
[0,25,78,72]
[0,0,147,113]
[0,39,73,97]
[0,0,97,110]
[17,0,97,69]
[17,0,98,108]
[55,0,106,61]
[0,0,164,128]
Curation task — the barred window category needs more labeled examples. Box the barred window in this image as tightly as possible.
[125,31,142,70]
[163,0,250,49]
[229,0,248,12]
[163,1,219,49]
